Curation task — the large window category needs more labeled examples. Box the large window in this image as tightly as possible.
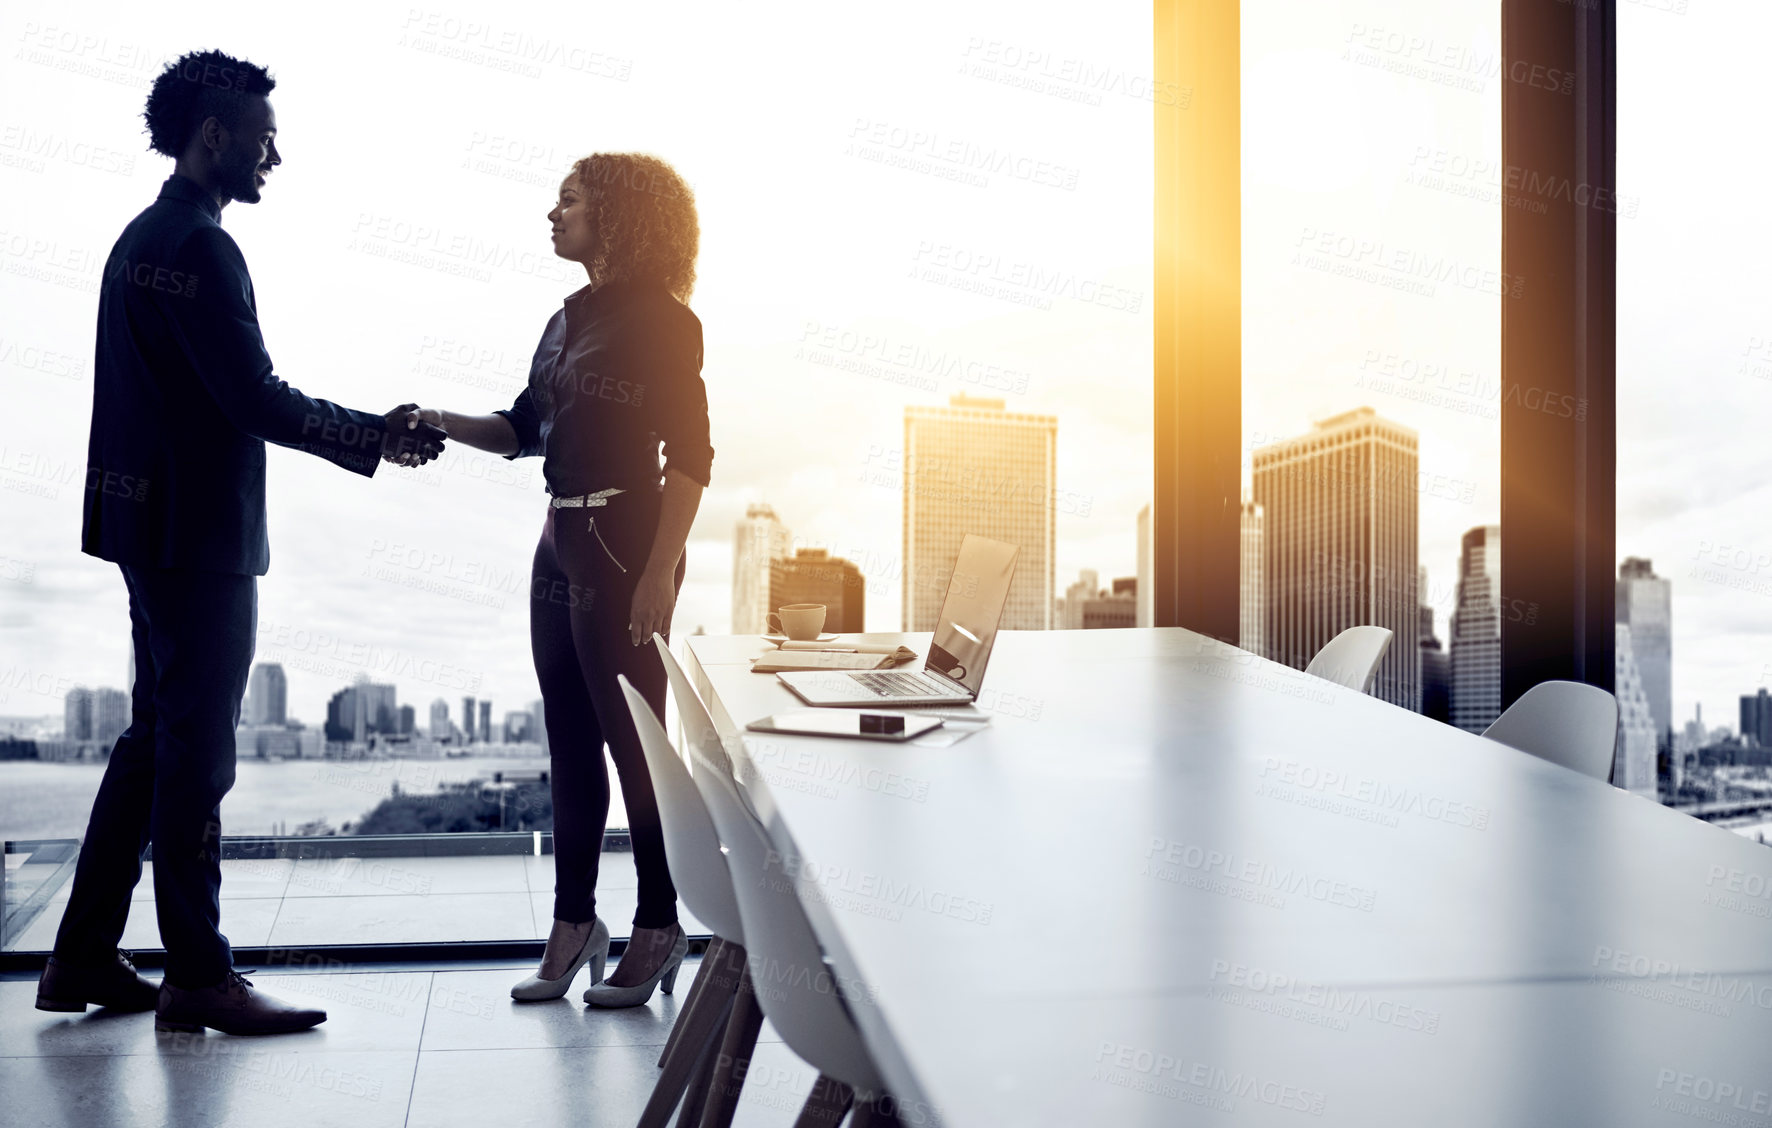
[1618,1,1772,839]
[1241,0,1501,718]
[0,1,1153,953]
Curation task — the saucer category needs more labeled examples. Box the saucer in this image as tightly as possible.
[762,633,842,643]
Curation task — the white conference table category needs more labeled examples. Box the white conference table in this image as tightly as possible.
[684,628,1772,1127]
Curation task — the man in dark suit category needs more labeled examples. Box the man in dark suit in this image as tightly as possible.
[34,49,446,1036]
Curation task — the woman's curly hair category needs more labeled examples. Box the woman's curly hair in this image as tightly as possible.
[570,153,698,303]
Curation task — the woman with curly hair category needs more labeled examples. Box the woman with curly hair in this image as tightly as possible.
[404,153,710,1005]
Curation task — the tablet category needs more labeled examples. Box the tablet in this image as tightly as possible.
[745,711,944,742]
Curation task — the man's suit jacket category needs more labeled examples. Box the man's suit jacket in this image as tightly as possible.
[82,173,389,576]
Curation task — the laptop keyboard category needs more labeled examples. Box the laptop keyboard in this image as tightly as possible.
[854,671,958,697]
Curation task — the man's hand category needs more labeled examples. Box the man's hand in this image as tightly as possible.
[381,403,447,467]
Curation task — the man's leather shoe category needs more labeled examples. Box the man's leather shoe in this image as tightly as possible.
[36,950,158,1013]
[154,970,326,1036]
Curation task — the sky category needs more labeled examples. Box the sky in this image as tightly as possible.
[0,0,1152,729]
[2,0,1766,744]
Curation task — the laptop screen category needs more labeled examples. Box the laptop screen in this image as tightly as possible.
[925,535,1020,694]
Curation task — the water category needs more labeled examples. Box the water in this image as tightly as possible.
[0,755,632,842]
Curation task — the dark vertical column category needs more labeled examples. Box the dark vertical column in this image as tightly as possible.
[1500,0,1617,705]
[1154,0,1240,639]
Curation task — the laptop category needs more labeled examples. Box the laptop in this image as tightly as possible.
[777,534,1019,707]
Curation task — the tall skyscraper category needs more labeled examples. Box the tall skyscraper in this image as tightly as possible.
[462,695,477,743]
[732,503,792,634]
[430,698,451,741]
[903,394,1057,631]
[769,547,867,632]
[325,687,357,743]
[1616,558,1672,752]
[1253,407,1419,708]
[92,688,129,746]
[1615,624,1659,798]
[1741,688,1772,748]
[1057,570,1099,630]
[1136,504,1153,629]
[63,687,93,741]
[1418,569,1451,722]
[1450,525,1502,733]
[1240,500,1264,655]
[532,697,548,753]
[246,663,287,726]
[479,700,493,745]
[363,682,398,735]
[326,680,396,743]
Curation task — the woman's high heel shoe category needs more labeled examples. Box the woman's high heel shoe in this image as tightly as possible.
[511,916,610,1001]
[582,926,689,1008]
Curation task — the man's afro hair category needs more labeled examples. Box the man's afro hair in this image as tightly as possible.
[142,49,275,158]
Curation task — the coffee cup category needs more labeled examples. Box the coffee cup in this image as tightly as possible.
[768,604,827,641]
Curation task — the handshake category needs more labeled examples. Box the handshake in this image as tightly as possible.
[380,404,449,468]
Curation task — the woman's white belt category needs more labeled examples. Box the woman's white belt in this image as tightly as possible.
[549,488,625,508]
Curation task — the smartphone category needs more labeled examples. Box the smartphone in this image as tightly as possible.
[745,711,944,742]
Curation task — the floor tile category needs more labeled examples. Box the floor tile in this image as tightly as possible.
[214,859,295,901]
[4,972,429,1059]
[0,1047,416,1128]
[527,890,710,942]
[283,854,525,898]
[11,898,283,954]
[265,892,535,946]
[417,959,780,1054]
[524,850,641,892]
[420,966,687,1051]
[727,1042,833,1128]
[404,1040,816,1128]
[3,964,816,1128]
[45,859,293,904]
[8,909,62,953]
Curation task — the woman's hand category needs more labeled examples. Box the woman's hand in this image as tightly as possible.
[399,406,446,434]
[629,566,678,646]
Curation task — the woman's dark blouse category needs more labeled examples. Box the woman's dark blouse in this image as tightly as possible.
[497,279,713,495]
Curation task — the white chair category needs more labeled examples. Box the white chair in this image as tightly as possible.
[617,658,749,1128]
[1304,626,1394,693]
[1482,680,1619,782]
[629,650,901,1128]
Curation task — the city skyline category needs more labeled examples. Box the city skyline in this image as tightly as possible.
[8,3,1768,740]
[16,475,1756,755]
